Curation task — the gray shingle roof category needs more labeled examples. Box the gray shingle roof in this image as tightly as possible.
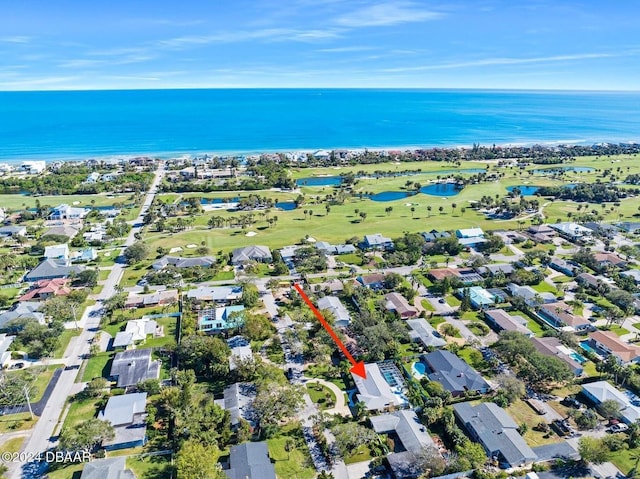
[406,318,446,348]
[109,349,160,388]
[453,402,537,468]
[231,245,272,264]
[80,457,136,479]
[24,259,84,282]
[423,350,489,395]
[152,255,216,270]
[98,393,147,426]
[225,442,276,479]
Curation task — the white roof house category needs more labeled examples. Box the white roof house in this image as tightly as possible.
[50,204,89,220]
[456,227,484,238]
[352,363,407,411]
[44,244,70,261]
[582,381,640,424]
[550,222,593,240]
[406,318,446,348]
[317,296,351,327]
[0,333,16,367]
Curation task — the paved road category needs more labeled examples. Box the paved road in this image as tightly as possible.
[10,164,164,479]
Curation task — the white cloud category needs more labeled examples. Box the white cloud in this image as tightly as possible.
[317,46,374,53]
[335,2,443,27]
[0,36,32,44]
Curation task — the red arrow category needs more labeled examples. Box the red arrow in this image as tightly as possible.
[293,283,367,379]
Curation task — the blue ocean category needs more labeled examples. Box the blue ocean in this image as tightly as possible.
[0,89,639,161]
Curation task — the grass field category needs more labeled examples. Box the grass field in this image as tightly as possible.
[306,382,337,411]
[0,437,25,454]
[82,352,114,382]
[0,412,35,434]
[63,397,102,428]
[267,423,316,479]
[54,329,81,358]
[506,399,564,447]
[140,154,640,253]
[0,192,133,210]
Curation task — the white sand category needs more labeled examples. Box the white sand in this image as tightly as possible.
[245,231,257,237]
[169,247,183,253]
[186,244,197,248]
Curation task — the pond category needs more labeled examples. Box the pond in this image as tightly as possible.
[532,166,595,174]
[275,201,296,211]
[506,185,541,196]
[296,176,342,186]
[200,197,239,204]
[420,183,462,196]
[368,191,415,202]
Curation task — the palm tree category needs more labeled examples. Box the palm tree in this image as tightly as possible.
[451,203,457,216]
[411,207,415,218]
[426,205,432,217]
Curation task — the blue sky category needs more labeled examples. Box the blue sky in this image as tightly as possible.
[1,0,639,90]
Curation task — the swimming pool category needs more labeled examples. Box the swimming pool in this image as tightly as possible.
[412,361,427,379]
[569,352,587,364]
[580,341,596,354]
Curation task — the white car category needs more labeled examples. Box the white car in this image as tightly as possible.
[610,423,629,433]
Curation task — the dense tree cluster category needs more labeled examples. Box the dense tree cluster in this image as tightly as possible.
[536,183,639,202]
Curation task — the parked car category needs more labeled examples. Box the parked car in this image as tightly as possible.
[609,423,629,433]
[9,362,24,370]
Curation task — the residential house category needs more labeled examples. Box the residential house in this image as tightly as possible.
[593,252,627,269]
[314,279,345,294]
[422,350,490,396]
[477,264,515,276]
[352,362,408,411]
[548,258,578,277]
[455,227,486,248]
[24,259,84,282]
[384,292,418,318]
[585,222,618,238]
[18,278,71,302]
[537,302,593,333]
[576,272,602,289]
[198,305,245,332]
[588,330,640,364]
[0,225,27,238]
[98,393,148,450]
[429,268,484,284]
[484,309,533,337]
[317,295,351,327]
[406,318,446,348]
[617,222,640,234]
[621,270,640,285]
[109,349,160,388]
[458,286,500,309]
[582,381,640,424]
[20,160,46,174]
[44,244,69,260]
[227,336,253,371]
[42,225,80,239]
[421,230,451,242]
[224,442,276,479]
[549,222,592,242]
[151,255,216,270]
[0,333,15,367]
[124,290,178,309]
[453,402,537,468]
[356,273,386,290]
[0,302,45,330]
[217,382,255,428]
[49,204,89,220]
[113,319,158,349]
[315,241,357,255]
[186,285,243,302]
[527,224,556,243]
[231,245,272,265]
[71,247,98,262]
[79,456,137,479]
[361,233,394,251]
[507,283,555,307]
[531,337,584,376]
[85,172,101,183]
[370,410,439,479]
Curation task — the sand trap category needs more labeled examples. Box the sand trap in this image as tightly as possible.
[245,231,257,237]
[306,237,316,243]
[104,252,111,257]
[186,244,197,248]
[169,247,183,253]
[72,201,80,205]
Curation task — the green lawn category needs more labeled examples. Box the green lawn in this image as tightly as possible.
[54,329,82,358]
[604,325,630,336]
[610,447,640,477]
[344,445,373,464]
[127,453,173,479]
[0,192,132,210]
[428,316,445,328]
[421,299,435,312]
[552,274,573,283]
[63,397,102,428]
[506,399,563,447]
[583,361,599,378]
[445,295,461,307]
[531,282,558,294]
[0,412,35,433]
[0,437,25,454]
[82,352,114,382]
[306,382,337,411]
[525,317,546,337]
[267,423,316,479]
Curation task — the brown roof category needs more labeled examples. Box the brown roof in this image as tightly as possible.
[539,302,590,328]
[18,278,71,301]
[531,337,582,373]
[384,292,417,317]
[484,309,531,335]
[359,273,386,285]
[594,253,627,266]
[590,330,640,363]
[428,268,460,281]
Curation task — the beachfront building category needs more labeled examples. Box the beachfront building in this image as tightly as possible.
[20,161,46,174]
[453,402,537,468]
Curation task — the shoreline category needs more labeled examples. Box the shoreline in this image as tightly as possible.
[1,138,638,164]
